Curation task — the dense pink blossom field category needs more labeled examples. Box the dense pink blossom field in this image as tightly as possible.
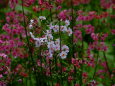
[0,0,115,86]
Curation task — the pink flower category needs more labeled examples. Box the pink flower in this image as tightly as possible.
[58,10,67,20]
[85,28,94,34]
[0,74,3,78]
[91,33,99,41]
[76,15,84,21]
[38,0,43,5]
[100,33,108,41]
[74,30,82,40]
[56,0,63,4]
[82,72,88,78]
[9,0,18,9]
[57,6,62,10]
[111,29,115,35]
[68,76,73,82]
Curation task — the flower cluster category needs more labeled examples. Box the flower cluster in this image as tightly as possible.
[0,53,11,82]
[49,20,72,36]
[29,17,70,59]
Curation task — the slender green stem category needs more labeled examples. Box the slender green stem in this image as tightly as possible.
[70,0,77,85]
[21,0,39,85]
[59,19,63,86]
[103,52,114,85]
[79,39,84,86]
[54,1,60,84]
[93,52,99,79]
[103,52,111,76]
[49,0,53,85]
[49,59,53,86]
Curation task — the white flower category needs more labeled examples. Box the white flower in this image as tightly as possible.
[62,45,69,53]
[49,25,54,30]
[49,23,54,30]
[55,39,60,45]
[54,44,60,51]
[48,52,53,58]
[46,30,52,34]
[30,32,35,39]
[60,26,67,32]
[60,51,67,59]
[34,37,48,47]
[29,24,33,29]
[67,28,72,36]
[47,41,55,51]
[39,16,46,20]
[65,20,70,26]
[53,25,59,32]
[54,39,61,51]
[35,39,41,47]
[47,34,53,40]
[40,37,47,42]
[30,19,34,23]
[44,30,53,40]
[29,19,34,29]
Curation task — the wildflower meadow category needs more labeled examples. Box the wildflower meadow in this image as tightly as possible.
[0,0,115,86]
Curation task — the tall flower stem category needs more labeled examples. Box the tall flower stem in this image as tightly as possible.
[93,52,99,79]
[70,0,77,85]
[49,0,53,85]
[55,1,60,84]
[59,19,63,85]
[103,52,114,85]
[37,1,44,85]
[49,59,53,86]
[21,0,39,85]
[79,39,84,86]
[103,52,111,76]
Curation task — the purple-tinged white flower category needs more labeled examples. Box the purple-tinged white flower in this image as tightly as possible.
[29,19,34,29]
[29,24,33,29]
[60,51,67,59]
[35,38,41,47]
[60,26,67,32]
[62,45,69,53]
[49,23,54,30]
[48,52,53,58]
[65,20,70,26]
[39,16,46,20]
[53,25,59,32]
[47,41,55,51]
[55,39,60,45]
[40,37,47,42]
[46,30,52,34]
[54,45,60,51]
[67,28,72,36]
[46,34,53,40]
[30,19,34,23]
